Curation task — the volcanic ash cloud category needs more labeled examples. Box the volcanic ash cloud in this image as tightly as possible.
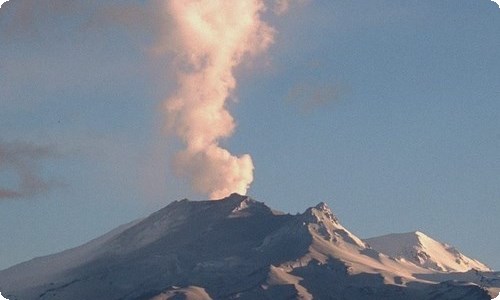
[163,0,274,199]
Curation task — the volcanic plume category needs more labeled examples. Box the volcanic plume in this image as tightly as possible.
[163,0,274,199]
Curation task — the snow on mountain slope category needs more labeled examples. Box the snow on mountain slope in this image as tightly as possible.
[0,194,497,300]
[365,231,491,272]
[0,218,143,292]
[265,203,430,283]
[149,286,211,300]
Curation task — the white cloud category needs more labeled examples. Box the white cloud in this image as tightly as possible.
[0,0,8,9]
[492,0,500,8]
[0,291,8,300]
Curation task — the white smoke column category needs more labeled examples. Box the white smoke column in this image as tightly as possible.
[164,0,274,199]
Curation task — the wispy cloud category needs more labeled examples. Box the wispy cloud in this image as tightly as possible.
[273,0,309,15]
[0,141,60,199]
[287,81,345,114]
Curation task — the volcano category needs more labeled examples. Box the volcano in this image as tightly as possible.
[0,194,498,299]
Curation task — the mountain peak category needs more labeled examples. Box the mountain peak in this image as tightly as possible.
[1,196,496,300]
[414,230,426,237]
[365,231,491,272]
[223,192,250,201]
[305,201,339,224]
[314,201,331,212]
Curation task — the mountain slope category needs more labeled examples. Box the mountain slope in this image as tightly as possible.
[365,231,491,272]
[0,194,497,300]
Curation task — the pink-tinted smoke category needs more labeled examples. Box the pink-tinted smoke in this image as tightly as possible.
[163,0,274,199]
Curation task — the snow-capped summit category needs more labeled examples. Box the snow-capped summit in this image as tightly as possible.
[365,231,491,272]
[299,201,367,250]
[0,194,497,300]
[309,201,340,224]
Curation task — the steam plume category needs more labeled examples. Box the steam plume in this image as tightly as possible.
[163,0,274,199]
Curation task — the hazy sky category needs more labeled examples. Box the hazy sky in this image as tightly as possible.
[0,0,499,271]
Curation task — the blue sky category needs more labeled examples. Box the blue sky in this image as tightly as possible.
[0,0,499,271]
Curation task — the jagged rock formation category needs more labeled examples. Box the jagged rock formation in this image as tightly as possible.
[0,194,498,299]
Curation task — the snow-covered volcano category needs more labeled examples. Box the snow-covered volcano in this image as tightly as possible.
[365,231,491,272]
[0,194,498,300]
